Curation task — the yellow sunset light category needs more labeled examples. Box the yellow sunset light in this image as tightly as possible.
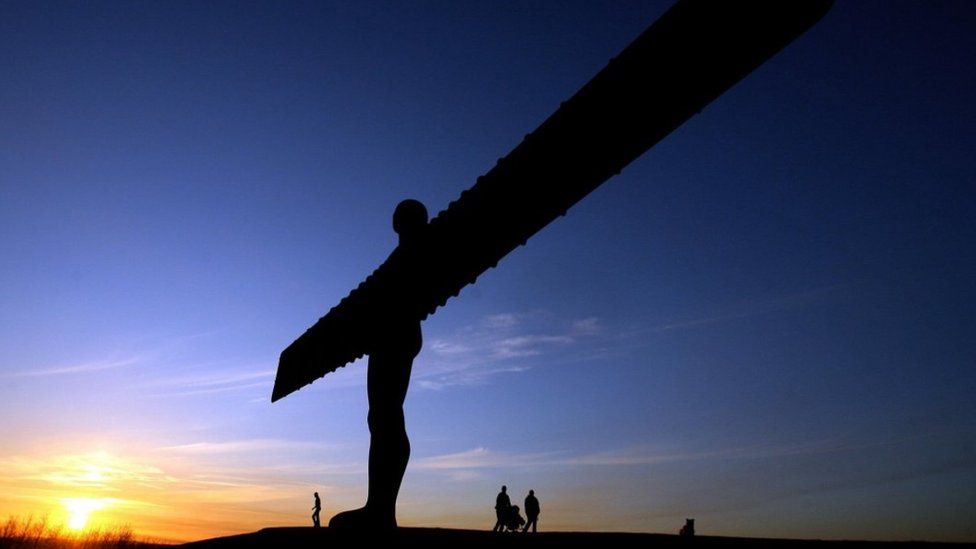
[62,497,110,531]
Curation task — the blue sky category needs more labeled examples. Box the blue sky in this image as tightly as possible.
[1,0,974,542]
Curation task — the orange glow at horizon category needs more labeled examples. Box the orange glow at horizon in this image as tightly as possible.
[0,443,649,541]
[0,447,339,542]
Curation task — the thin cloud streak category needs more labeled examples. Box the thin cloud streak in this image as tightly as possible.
[153,380,271,398]
[140,366,276,398]
[1,357,143,378]
[651,285,848,333]
[157,438,332,455]
[149,369,276,389]
[415,286,844,392]
[414,437,895,473]
[417,312,605,390]
[413,447,559,470]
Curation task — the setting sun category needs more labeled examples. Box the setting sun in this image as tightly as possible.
[63,498,110,531]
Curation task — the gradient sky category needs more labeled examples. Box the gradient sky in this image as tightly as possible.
[1,0,974,543]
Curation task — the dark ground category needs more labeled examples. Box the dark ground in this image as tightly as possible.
[179,527,970,549]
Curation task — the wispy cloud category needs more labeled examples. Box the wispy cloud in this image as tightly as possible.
[158,438,331,455]
[413,438,889,474]
[557,440,866,467]
[413,447,559,471]
[153,369,275,389]
[0,357,143,378]
[142,367,275,397]
[417,445,665,472]
[650,285,847,333]
[482,313,520,329]
[0,451,176,490]
[493,334,574,359]
[0,329,228,381]
[417,312,605,390]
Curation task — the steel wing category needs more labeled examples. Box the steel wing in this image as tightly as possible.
[272,0,832,402]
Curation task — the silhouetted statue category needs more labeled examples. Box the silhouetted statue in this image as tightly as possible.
[271,0,832,531]
[328,200,428,530]
[311,492,321,528]
[522,489,540,533]
[680,518,695,537]
[493,485,511,532]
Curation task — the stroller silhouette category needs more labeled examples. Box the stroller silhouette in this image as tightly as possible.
[500,505,525,532]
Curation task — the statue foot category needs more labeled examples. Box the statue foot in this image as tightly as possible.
[328,507,396,530]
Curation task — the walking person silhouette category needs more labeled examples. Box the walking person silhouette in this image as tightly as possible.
[329,200,428,530]
[311,492,321,527]
[493,485,511,532]
[522,489,540,533]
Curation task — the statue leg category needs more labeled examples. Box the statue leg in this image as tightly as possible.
[329,350,413,529]
[365,350,412,522]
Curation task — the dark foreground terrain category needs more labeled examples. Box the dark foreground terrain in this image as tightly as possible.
[180,527,968,549]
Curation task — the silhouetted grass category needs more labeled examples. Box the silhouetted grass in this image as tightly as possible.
[0,516,170,548]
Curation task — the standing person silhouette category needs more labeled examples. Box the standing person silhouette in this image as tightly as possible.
[493,485,511,532]
[311,492,321,527]
[522,489,540,533]
[329,200,428,530]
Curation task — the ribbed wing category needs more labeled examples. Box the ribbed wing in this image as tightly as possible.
[272,0,833,402]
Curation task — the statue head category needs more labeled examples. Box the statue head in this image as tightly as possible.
[393,199,428,242]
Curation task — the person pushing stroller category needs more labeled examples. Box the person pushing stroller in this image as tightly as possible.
[492,485,528,532]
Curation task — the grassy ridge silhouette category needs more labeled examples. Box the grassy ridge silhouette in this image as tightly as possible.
[0,516,169,548]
